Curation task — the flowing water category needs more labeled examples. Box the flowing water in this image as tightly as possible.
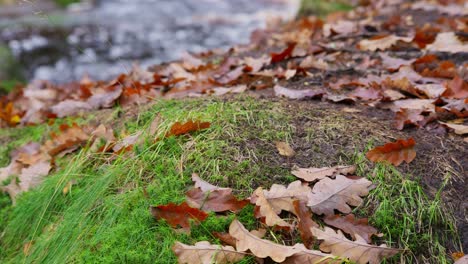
[0,0,300,83]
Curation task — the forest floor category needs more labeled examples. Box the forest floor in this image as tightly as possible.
[0,0,467,263]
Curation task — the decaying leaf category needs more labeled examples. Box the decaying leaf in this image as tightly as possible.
[292,165,356,182]
[150,202,208,230]
[271,43,297,63]
[439,122,468,135]
[186,187,248,213]
[293,200,318,249]
[172,241,245,264]
[358,35,412,51]
[312,227,401,264]
[274,85,325,100]
[366,138,416,166]
[229,219,303,262]
[275,141,296,157]
[308,175,373,216]
[394,109,425,130]
[252,187,293,229]
[252,181,312,214]
[42,124,90,157]
[166,120,211,138]
[426,32,468,53]
[324,214,380,243]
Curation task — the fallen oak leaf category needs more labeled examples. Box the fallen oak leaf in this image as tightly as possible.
[439,122,468,135]
[172,241,246,264]
[165,120,211,138]
[426,32,468,53]
[150,202,208,231]
[292,165,356,182]
[276,141,295,157]
[293,200,318,249]
[274,85,325,99]
[324,214,380,243]
[41,123,90,157]
[312,226,401,264]
[229,219,303,262]
[271,43,297,63]
[308,175,373,216]
[185,187,248,213]
[442,76,468,100]
[366,138,416,166]
[358,35,412,51]
[252,181,312,214]
[394,109,425,130]
[252,187,293,229]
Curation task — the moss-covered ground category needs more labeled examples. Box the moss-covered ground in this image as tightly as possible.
[0,97,462,263]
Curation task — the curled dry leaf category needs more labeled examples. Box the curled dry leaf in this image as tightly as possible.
[324,214,380,243]
[439,122,468,135]
[292,165,356,182]
[229,219,302,262]
[252,187,293,229]
[271,43,297,63]
[308,175,373,216]
[172,241,245,264]
[394,109,425,130]
[293,200,318,249]
[185,187,248,213]
[42,124,90,157]
[275,141,296,157]
[166,120,211,138]
[366,138,416,166]
[358,35,412,51]
[252,180,312,214]
[426,32,468,53]
[312,227,401,264]
[150,202,208,231]
[274,85,325,100]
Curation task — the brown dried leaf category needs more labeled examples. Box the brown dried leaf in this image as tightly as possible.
[439,122,468,135]
[274,85,325,100]
[172,241,245,264]
[276,141,295,157]
[150,202,208,231]
[442,76,468,99]
[312,227,401,264]
[185,187,248,213]
[358,35,412,51]
[394,109,425,130]
[308,175,373,216]
[293,200,318,249]
[366,138,416,166]
[42,124,90,157]
[229,219,304,262]
[252,181,312,214]
[324,214,380,243]
[426,32,468,53]
[252,187,293,229]
[166,120,211,138]
[292,165,356,182]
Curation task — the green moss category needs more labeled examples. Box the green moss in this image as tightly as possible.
[54,0,80,7]
[0,97,459,263]
[300,0,353,16]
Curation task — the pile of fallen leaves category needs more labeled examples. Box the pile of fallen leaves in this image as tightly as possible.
[151,165,403,264]
[0,117,210,203]
[151,137,419,263]
[1,0,466,142]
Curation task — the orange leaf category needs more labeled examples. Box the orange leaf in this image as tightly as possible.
[271,43,297,63]
[150,202,208,230]
[166,120,211,138]
[366,138,416,166]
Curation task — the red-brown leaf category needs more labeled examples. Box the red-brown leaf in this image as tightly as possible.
[150,202,208,230]
[324,214,380,243]
[442,76,468,99]
[166,120,211,138]
[366,138,416,166]
[186,187,248,213]
[293,200,318,249]
[271,43,297,63]
[394,109,425,130]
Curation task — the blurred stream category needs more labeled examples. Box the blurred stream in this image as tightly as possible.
[0,0,300,83]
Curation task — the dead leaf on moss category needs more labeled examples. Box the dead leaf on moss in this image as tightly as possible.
[172,241,245,264]
[292,165,356,182]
